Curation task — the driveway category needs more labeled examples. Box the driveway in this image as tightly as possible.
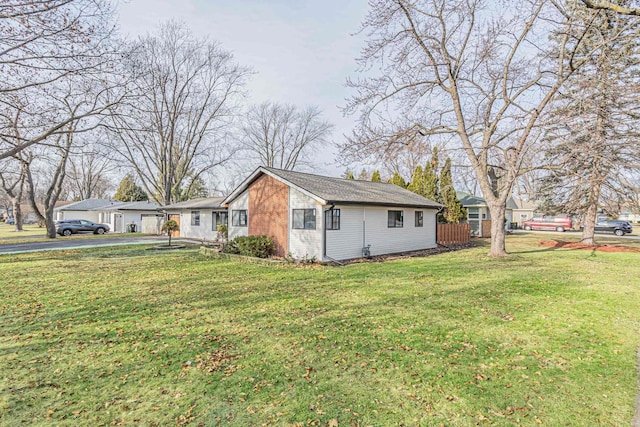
[0,235,176,255]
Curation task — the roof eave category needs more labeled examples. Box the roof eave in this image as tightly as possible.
[327,200,443,209]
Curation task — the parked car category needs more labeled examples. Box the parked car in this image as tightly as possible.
[56,219,110,236]
[5,217,15,225]
[523,215,573,232]
[594,220,632,236]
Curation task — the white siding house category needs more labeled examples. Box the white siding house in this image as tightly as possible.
[224,167,442,261]
[288,187,323,260]
[163,197,227,241]
[227,191,248,241]
[54,199,162,233]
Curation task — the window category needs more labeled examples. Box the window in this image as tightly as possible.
[415,211,424,227]
[232,210,247,227]
[325,209,340,230]
[191,211,201,226]
[213,211,228,230]
[388,210,403,228]
[468,207,479,219]
[293,209,316,230]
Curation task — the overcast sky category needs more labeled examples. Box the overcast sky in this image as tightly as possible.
[116,0,369,178]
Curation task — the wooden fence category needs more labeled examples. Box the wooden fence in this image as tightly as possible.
[437,223,470,246]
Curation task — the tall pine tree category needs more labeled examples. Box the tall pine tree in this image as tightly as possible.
[440,158,466,223]
[370,170,382,182]
[387,171,407,188]
[542,5,640,243]
[114,174,149,202]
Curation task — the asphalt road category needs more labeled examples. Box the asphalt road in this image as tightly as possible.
[0,235,177,255]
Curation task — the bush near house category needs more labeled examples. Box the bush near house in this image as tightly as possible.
[222,235,274,258]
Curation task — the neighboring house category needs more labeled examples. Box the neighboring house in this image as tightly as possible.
[457,192,519,236]
[222,167,442,261]
[54,199,162,233]
[101,201,163,233]
[618,207,640,223]
[162,197,227,240]
[511,198,539,228]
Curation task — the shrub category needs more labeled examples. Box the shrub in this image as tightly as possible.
[216,224,228,241]
[161,219,180,246]
[223,235,275,258]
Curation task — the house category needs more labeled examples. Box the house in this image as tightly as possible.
[511,198,539,228]
[616,201,640,223]
[54,199,162,233]
[162,197,227,240]
[101,201,163,233]
[457,192,519,236]
[222,167,442,261]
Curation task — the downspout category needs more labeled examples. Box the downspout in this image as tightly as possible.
[323,204,334,259]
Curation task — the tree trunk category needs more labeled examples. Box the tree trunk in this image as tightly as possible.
[487,202,508,256]
[581,183,602,244]
[12,198,23,231]
[45,215,57,239]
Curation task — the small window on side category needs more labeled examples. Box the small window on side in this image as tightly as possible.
[232,210,247,227]
[293,209,316,230]
[191,211,201,226]
[388,210,403,228]
[325,209,340,230]
[415,211,424,227]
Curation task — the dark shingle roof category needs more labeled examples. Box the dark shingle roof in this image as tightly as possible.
[457,192,519,210]
[110,201,161,211]
[163,197,226,210]
[54,199,161,212]
[261,167,441,208]
[54,199,124,211]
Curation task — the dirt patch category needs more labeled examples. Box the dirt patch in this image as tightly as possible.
[538,240,640,253]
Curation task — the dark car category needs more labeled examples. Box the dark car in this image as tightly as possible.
[56,219,110,236]
[594,220,632,236]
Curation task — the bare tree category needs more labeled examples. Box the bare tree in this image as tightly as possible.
[343,0,603,256]
[0,0,122,160]
[0,156,27,230]
[580,0,640,16]
[65,139,114,200]
[240,102,333,170]
[108,22,250,205]
[23,128,75,238]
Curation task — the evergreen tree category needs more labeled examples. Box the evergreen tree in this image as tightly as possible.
[387,171,407,188]
[439,158,466,223]
[114,174,149,202]
[342,169,355,180]
[370,170,382,182]
[542,6,640,243]
[174,175,209,201]
[423,160,439,203]
[407,166,426,196]
[356,169,370,180]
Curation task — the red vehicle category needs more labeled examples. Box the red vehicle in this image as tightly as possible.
[523,215,573,232]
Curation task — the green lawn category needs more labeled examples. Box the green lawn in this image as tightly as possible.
[1,235,638,426]
[0,224,47,240]
[0,224,149,245]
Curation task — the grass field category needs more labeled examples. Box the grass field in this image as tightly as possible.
[0,224,46,240]
[0,224,149,245]
[1,234,638,426]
